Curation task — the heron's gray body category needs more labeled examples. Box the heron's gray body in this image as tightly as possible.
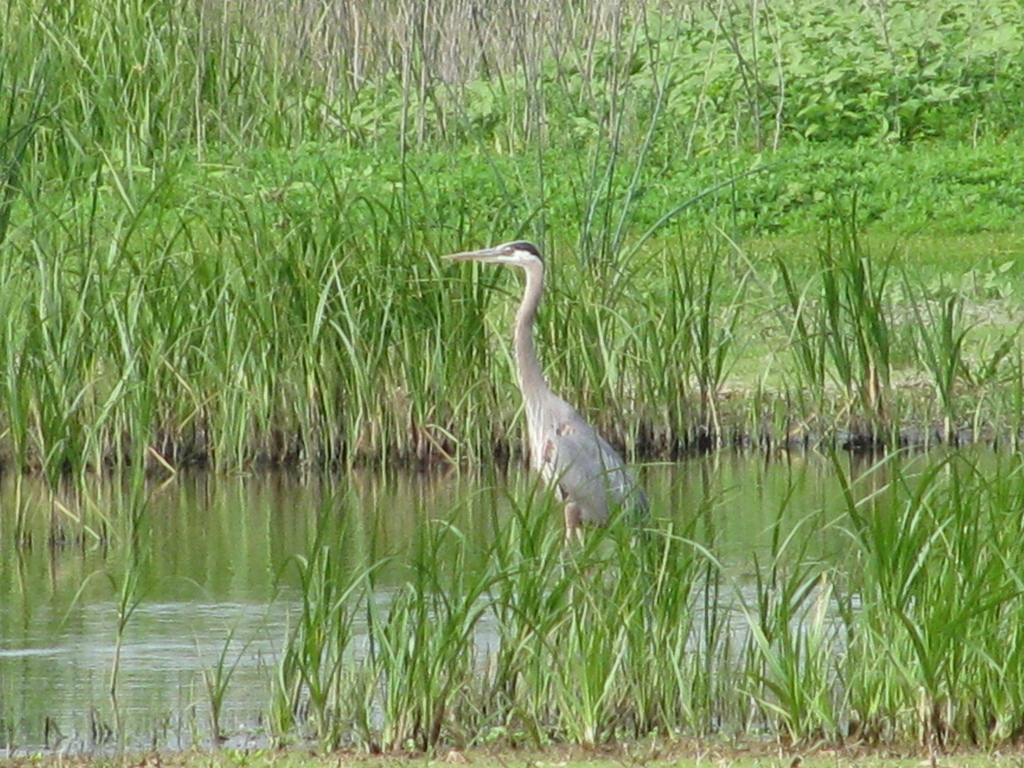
[446,240,646,533]
[525,387,640,526]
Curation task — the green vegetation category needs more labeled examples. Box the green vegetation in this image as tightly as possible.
[251,450,1024,752]
[0,450,987,753]
[4,433,1024,754]
[9,747,1024,768]
[6,0,1024,755]
[3,0,1024,477]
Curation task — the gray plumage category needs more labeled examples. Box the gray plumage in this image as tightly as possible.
[444,240,647,535]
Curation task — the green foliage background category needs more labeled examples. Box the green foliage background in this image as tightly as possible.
[2,0,1024,476]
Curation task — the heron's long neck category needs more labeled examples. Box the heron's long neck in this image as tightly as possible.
[514,260,552,398]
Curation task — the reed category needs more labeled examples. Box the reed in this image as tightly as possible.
[0,192,1021,475]
[271,504,382,750]
[832,450,1024,746]
[774,224,894,440]
[2,0,1024,478]
[198,627,249,745]
[260,448,1024,751]
[905,288,971,444]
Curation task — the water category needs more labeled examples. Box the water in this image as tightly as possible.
[0,454,867,754]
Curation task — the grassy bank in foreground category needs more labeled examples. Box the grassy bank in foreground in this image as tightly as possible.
[6,743,1024,768]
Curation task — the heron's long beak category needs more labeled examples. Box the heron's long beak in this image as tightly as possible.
[443,245,510,263]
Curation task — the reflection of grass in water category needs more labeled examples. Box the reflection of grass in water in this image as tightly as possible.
[271,449,1024,750]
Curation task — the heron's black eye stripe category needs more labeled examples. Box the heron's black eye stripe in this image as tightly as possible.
[506,241,543,262]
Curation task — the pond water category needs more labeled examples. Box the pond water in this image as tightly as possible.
[0,453,880,754]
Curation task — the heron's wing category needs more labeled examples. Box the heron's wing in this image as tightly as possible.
[537,409,643,524]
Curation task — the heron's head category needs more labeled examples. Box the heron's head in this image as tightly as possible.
[443,240,543,269]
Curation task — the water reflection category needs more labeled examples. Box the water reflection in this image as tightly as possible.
[0,455,863,752]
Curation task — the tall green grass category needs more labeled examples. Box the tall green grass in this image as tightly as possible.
[262,448,1024,751]
[5,439,1024,750]
[0,183,1021,477]
[775,226,894,441]
[8,0,1023,157]
[2,0,1024,478]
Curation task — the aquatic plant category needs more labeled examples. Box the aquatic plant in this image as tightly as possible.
[2,0,1024,477]
[197,626,250,744]
[774,221,894,439]
[260,448,1024,751]
[5,444,1024,751]
[271,508,382,750]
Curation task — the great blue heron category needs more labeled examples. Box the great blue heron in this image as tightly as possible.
[445,240,647,537]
